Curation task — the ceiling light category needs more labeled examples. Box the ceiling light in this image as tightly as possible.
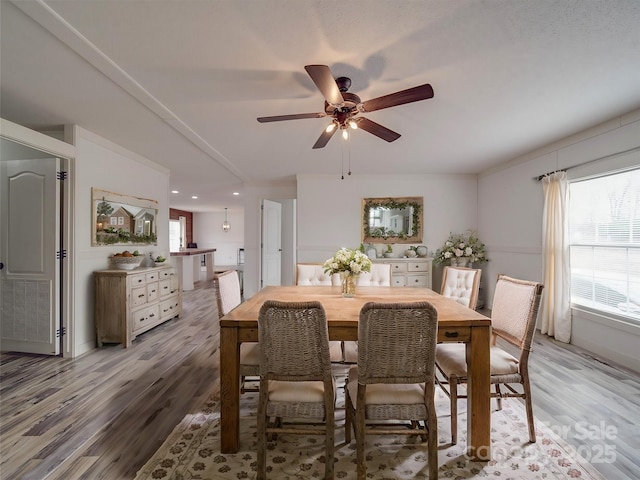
[171,190,179,194]
[192,196,198,199]
[233,192,239,196]
[222,207,231,233]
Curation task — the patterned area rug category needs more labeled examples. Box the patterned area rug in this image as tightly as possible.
[136,374,604,479]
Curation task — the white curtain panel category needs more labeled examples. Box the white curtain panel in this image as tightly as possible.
[541,171,571,343]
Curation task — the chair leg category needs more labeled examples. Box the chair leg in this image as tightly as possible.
[427,406,438,480]
[325,405,335,480]
[355,402,366,480]
[344,388,352,444]
[495,383,503,411]
[450,376,458,445]
[522,377,536,443]
[257,391,267,479]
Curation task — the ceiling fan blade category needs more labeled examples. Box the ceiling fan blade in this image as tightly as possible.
[355,117,401,142]
[257,112,326,123]
[312,127,337,149]
[361,83,434,112]
[304,65,344,106]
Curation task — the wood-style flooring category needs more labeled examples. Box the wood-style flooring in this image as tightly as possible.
[1,280,639,479]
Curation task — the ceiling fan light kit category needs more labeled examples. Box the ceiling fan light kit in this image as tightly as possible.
[257,64,434,149]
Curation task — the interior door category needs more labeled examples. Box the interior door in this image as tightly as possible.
[261,199,281,287]
[0,157,60,355]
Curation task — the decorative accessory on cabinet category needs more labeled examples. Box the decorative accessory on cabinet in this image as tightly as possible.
[222,208,231,232]
[434,231,488,266]
[323,247,372,298]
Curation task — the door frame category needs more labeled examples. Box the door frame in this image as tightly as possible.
[1,119,75,357]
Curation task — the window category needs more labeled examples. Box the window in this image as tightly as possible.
[569,168,640,321]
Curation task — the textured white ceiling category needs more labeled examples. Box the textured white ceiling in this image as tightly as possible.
[2,0,640,212]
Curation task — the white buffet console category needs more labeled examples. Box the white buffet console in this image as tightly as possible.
[372,257,433,289]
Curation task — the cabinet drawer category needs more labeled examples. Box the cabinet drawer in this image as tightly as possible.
[131,285,148,307]
[390,262,407,273]
[406,274,428,287]
[438,327,471,343]
[391,276,406,287]
[146,271,159,282]
[132,304,160,332]
[159,279,172,297]
[147,282,160,302]
[159,268,174,279]
[408,262,429,272]
[131,273,147,287]
[160,297,181,320]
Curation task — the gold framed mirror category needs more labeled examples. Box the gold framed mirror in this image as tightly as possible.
[362,196,423,244]
[92,188,158,246]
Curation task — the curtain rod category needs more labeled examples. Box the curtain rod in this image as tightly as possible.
[535,169,566,181]
[534,146,640,182]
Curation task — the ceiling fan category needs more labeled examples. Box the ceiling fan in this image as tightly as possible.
[257,65,434,149]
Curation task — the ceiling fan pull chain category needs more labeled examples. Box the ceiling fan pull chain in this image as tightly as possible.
[341,140,345,180]
[348,135,352,176]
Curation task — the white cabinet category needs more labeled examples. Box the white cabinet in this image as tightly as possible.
[373,257,433,289]
[94,265,182,347]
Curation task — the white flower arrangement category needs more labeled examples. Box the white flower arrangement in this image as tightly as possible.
[435,231,488,265]
[323,247,372,275]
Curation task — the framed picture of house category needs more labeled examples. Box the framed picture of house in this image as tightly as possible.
[92,188,158,246]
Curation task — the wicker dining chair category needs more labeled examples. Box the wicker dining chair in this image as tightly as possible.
[341,263,394,364]
[295,263,343,363]
[440,266,482,310]
[435,274,544,444]
[257,300,336,480]
[214,270,259,393]
[344,301,439,480]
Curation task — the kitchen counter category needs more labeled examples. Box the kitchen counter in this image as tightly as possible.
[170,248,216,291]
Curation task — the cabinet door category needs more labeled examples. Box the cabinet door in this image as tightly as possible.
[147,282,160,302]
[159,279,172,297]
[131,285,148,307]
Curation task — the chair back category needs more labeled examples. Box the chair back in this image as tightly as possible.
[356,263,392,286]
[296,263,334,286]
[214,270,241,318]
[258,300,332,382]
[491,274,544,353]
[441,266,482,309]
[357,301,438,385]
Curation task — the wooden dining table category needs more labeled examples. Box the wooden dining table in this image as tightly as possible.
[219,285,493,461]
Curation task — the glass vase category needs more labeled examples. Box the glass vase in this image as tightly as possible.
[340,272,358,298]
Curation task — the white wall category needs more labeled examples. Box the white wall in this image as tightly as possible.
[72,126,170,357]
[193,209,244,266]
[478,108,640,372]
[296,173,479,290]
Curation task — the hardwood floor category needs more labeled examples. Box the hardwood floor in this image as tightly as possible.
[1,281,638,479]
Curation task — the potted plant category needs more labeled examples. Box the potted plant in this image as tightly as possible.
[435,231,488,266]
[383,244,394,258]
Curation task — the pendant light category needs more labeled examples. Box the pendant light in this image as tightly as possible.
[222,207,231,232]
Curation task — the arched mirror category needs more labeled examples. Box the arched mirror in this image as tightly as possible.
[362,196,423,244]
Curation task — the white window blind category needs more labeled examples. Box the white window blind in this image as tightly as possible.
[569,168,640,321]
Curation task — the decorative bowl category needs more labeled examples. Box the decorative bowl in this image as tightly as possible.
[109,256,142,270]
[154,261,167,267]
